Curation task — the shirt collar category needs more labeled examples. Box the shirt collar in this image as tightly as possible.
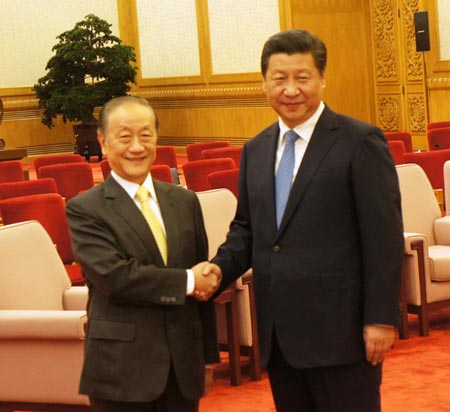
[278,101,325,143]
[111,170,158,201]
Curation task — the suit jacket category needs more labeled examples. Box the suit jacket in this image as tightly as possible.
[66,176,219,403]
[213,105,404,369]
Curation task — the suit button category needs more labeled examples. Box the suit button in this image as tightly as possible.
[273,245,280,252]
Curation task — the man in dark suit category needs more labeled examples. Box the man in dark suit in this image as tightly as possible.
[209,29,404,411]
[66,96,221,412]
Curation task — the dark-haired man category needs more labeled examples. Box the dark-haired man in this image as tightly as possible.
[209,29,403,412]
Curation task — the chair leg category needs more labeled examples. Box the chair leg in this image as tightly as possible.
[399,261,409,339]
[418,306,430,336]
[224,291,242,386]
[242,270,262,380]
[249,345,262,381]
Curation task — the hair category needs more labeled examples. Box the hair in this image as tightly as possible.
[97,95,159,134]
[260,29,327,77]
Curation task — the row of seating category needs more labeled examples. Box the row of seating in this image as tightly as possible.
[388,144,450,188]
[384,121,450,154]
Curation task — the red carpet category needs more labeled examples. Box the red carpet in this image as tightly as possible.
[201,310,450,412]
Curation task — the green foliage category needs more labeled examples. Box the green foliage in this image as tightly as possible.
[33,14,138,128]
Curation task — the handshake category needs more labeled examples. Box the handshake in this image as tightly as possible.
[191,261,222,301]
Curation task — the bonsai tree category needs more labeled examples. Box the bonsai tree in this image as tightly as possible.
[33,14,138,128]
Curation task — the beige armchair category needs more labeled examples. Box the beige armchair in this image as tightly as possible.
[0,220,89,411]
[396,164,450,339]
[197,189,261,386]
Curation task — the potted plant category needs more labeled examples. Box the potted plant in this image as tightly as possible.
[33,14,138,161]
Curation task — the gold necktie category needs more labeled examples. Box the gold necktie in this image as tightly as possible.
[135,186,168,264]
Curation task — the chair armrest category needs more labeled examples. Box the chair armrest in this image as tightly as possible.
[434,216,450,245]
[0,310,87,340]
[404,232,428,254]
[234,268,252,290]
[63,285,88,310]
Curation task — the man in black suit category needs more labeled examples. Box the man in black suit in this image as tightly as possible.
[66,96,221,412]
[209,29,404,411]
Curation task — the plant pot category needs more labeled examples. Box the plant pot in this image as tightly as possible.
[73,123,102,162]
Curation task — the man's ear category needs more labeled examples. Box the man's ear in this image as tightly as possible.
[97,133,107,156]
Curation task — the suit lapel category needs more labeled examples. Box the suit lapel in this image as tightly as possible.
[277,106,340,235]
[104,176,166,265]
[256,123,280,229]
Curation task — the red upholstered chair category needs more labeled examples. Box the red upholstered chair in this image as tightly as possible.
[403,149,450,190]
[186,141,231,161]
[427,127,450,151]
[100,158,112,180]
[384,131,414,152]
[154,146,180,184]
[427,120,450,130]
[387,141,406,165]
[208,168,239,198]
[33,154,85,178]
[38,162,94,201]
[0,160,25,183]
[0,193,84,285]
[150,164,173,184]
[0,178,57,201]
[154,145,178,168]
[201,146,243,169]
[182,158,235,192]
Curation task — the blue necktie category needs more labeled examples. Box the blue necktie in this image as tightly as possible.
[275,130,299,228]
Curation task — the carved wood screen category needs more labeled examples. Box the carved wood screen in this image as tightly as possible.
[370,0,428,150]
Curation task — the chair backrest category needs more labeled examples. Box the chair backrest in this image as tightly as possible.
[0,220,71,310]
[427,127,450,151]
[208,168,239,198]
[186,141,231,161]
[33,154,84,178]
[427,120,450,130]
[150,164,173,183]
[387,140,406,165]
[201,146,243,169]
[38,162,94,201]
[0,160,25,183]
[396,164,441,245]
[0,177,58,201]
[182,158,235,191]
[154,145,178,168]
[0,193,75,264]
[100,158,112,180]
[403,149,450,189]
[196,189,237,260]
[384,131,414,152]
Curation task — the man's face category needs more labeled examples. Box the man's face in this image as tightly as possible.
[98,102,158,184]
[262,52,325,128]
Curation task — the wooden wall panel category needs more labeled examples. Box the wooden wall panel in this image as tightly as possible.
[290,0,375,123]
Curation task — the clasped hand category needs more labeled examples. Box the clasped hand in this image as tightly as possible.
[191,261,222,301]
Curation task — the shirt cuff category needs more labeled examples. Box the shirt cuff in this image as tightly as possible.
[186,269,195,295]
